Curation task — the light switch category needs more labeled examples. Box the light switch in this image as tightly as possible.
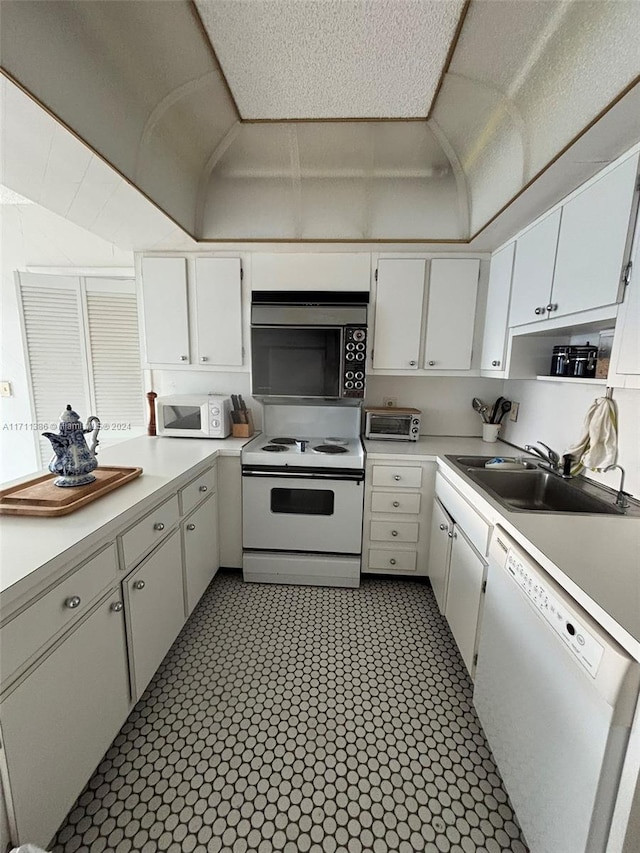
[0,381,11,397]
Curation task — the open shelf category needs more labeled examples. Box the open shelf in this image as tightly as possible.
[535,376,607,385]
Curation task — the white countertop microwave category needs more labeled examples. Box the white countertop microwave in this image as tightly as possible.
[156,394,231,438]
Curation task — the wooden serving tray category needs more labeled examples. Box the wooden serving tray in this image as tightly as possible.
[0,466,143,517]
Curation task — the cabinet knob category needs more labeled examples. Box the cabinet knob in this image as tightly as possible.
[392,501,400,508]
[546,303,557,312]
[389,558,397,566]
[133,580,146,590]
[428,360,435,366]
[439,523,447,531]
[448,531,454,538]
[199,485,208,492]
[110,601,123,612]
[65,595,81,609]
[534,306,544,315]
[394,475,401,481]
[409,360,417,366]
[153,522,165,531]
[391,530,398,537]
[491,360,500,367]
[179,355,188,361]
[186,523,196,531]
[200,356,209,362]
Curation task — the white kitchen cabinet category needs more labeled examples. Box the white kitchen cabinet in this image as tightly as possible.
[424,259,479,370]
[552,152,639,320]
[140,255,243,368]
[218,456,243,568]
[444,527,487,676]
[0,589,130,848]
[362,459,436,577]
[372,259,425,369]
[141,257,190,364]
[251,253,370,292]
[124,530,185,700]
[481,243,515,373]
[509,209,561,327]
[183,494,219,615]
[428,498,453,614]
[609,212,640,388]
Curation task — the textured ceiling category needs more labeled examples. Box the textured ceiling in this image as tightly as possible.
[195,0,466,119]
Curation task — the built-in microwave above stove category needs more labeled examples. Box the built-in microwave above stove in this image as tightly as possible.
[250,291,369,399]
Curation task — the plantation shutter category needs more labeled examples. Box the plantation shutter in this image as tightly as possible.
[18,273,144,468]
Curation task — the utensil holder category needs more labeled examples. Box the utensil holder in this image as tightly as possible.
[482,423,500,443]
[232,409,255,438]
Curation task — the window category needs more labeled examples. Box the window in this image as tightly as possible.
[18,272,145,466]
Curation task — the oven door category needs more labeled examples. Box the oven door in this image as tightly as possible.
[251,326,343,397]
[242,470,364,554]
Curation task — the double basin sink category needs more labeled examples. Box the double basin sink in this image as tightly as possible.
[445,456,640,517]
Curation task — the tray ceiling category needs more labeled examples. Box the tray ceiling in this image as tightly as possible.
[195,0,466,119]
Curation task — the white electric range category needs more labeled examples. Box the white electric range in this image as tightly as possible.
[241,402,365,588]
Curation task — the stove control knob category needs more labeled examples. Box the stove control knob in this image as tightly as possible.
[355,352,365,360]
[345,380,354,389]
[346,342,355,351]
[354,381,364,389]
[352,329,366,342]
[346,352,355,361]
[356,342,365,351]
[345,371,354,380]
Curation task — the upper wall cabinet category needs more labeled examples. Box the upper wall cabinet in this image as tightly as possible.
[140,256,243,368]
[509,151,640,328]
[480,243,515,373]
[372,257,481,374]
[251,253,370,291]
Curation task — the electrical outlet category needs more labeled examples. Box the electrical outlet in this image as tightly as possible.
[383,397,397,408]
[0,381,11,397]
[509,402,519,422]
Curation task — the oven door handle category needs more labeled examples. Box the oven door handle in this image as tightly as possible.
[242,468,364,482]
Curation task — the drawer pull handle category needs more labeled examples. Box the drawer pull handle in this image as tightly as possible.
[200,356,209,362]
[110,601,123,612]
[491,360,500,367]
[439,523,447,531]
[392,501,400,507]
[448,531,454,538]
[199,485,208,492]
[154,522,165,531]
[394,475,401,481]
[389,558,397,566]
[409,360,417,367]
[65,595,81,609]
[428,360,435,366]
[180,355,188,361]
[133,580,146,590]
[391,530,398,537]
[187,523,196,531]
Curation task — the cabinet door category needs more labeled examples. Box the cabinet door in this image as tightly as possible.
[194,257,243,366]
[611,214,640,380]
[552,153,639,319]
[424,259,479,370]
[125,531,185,700]
[0,591,129,848]
[481,243,515,372]
[428,498,453,614]
[141,257,190,364]
[183,494,219,615]
[218,456,243,568]
[373,259,425,369]
[444,528,486,675]
[509,210,560,327]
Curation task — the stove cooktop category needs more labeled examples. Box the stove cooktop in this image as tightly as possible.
[242,434,365,470]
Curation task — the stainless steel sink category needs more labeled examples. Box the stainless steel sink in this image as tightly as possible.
[444,455,640,516]
[452,456,537,470]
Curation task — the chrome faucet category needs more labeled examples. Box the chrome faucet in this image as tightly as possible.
[604,464,630,508]
[524,442,561,474]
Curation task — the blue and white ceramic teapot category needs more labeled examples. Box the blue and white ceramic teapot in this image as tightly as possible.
[43,404,101,487]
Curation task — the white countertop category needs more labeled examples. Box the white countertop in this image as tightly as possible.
[364,436,640,659]
[0,435,249,605]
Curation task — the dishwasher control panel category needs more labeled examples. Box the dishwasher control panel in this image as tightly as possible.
[506,548,605,677]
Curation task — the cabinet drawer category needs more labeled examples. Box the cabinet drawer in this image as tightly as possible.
[121,495,180,570]
[370,492,421,514]
[368,548,417,572]
[436,473,491,556]
[370,521,419,543]
[181,466,217,517]
[1,543,118,686]
[371,465,422,488]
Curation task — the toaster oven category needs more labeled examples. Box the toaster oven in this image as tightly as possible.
[364,408,421,441]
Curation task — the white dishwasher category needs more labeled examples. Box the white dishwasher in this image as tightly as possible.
[474,527,640,853]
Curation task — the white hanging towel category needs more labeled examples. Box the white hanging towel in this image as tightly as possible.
[565,397,618,472]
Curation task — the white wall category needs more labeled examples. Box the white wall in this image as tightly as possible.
[501,379,640,499]
[0,203,132,482]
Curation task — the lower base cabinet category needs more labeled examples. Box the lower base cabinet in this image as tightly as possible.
[444,528,487,674]
[125,530,185,701]
[0,590,130,848]
[428,498,454,612]
[183,493,219,615]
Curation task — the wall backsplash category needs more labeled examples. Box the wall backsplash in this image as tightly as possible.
[501,380,640,499]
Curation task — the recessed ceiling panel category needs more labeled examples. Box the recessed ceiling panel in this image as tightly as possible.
[195,0,466,119]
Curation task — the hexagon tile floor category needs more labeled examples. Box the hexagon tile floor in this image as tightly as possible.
[51,571,529,853]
